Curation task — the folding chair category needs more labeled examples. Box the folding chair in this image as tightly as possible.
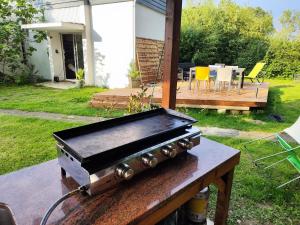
[243,62,266,84]
[243,116,300,188]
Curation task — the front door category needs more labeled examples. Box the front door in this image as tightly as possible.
[62,34,84,79]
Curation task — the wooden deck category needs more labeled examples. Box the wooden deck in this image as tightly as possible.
[90,81,269,111]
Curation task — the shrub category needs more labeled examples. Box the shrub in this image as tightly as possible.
[264,39,300,78]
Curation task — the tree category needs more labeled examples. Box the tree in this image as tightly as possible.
[0,0,45,83]
[279,10,300,40]
[180,0,273,71]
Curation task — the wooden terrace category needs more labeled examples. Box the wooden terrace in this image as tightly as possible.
[91,81,269,111]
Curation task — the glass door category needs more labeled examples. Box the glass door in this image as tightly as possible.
[62,33,84,80]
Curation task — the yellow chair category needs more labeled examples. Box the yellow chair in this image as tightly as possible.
[194,66,210,92]
[244,62,266,83]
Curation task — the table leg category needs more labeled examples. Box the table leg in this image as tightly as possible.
[188,68,192,90]
[214,169,235,225]
[241,72,245,88]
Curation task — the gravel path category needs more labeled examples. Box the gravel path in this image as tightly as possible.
[0,109,273,139]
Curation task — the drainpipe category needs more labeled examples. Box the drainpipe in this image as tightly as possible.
[83,0,95,86]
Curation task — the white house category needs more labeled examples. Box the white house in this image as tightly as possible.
[22,0,166,88]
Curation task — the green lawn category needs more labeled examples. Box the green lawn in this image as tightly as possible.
[208,136,300,225]
[184,79,300,132]
[1,79,300,132]
[0,114,299,224]
[0,85,126,118]
[0,114,83,175]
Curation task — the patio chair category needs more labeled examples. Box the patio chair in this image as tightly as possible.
[193,66,210,92]
[225,65,239,87]
[214,67,233,91]
[243,116,300,188]
[243,62,266,84]
[209,65,222,77]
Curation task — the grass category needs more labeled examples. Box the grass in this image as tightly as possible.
[1,80,299,224]
[207,136,300,225]
[183,79,300,132]
[0,114,299,224]
[0,114,83,175]
[0,85,126,118]
[1,79,299,132]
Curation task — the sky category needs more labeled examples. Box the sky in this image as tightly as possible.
[182,0,300,29]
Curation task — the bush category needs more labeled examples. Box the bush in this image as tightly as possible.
[15,64,42,85]
[264,39,300,78]
[235,37,269,74]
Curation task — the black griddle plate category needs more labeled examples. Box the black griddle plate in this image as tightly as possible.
[53,108,197,165]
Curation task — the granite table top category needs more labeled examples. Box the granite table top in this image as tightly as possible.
[0,137,240,225]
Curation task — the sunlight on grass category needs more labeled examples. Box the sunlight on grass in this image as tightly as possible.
[208,136,300,225]
[0,85,126,118]
[183,79,300,132]
[0,114,82,175]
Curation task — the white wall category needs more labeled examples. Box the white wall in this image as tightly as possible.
[135,3,165,41]
[27,32,51,80]
[44,6,85,23]
[47,32,65,80]
[92,1,135,88]
[28,6,86,81]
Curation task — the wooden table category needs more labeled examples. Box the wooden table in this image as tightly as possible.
[0,138,240,225]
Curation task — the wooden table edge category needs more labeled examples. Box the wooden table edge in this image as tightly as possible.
[133,151,241,225]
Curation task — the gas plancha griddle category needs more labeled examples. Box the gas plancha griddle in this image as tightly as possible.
[53,108,201,195]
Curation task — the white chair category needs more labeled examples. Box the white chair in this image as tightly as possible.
[215,67,233,91]
[225,65,239,87]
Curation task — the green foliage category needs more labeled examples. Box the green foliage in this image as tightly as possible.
[264,38,300,78]
[262,10,300,78]
[128,60,141,80]
[14,64,41,84]
[235,37,269,74]
[279,10,300,40]
[0,0,45,84]
[180,0,273,70]
[127,85,151,113]
[75,68,84,80]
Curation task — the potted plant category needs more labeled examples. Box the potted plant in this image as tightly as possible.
[75,68,85,88]
[128,60,141,88]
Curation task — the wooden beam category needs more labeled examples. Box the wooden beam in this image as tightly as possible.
[161,0,182,109]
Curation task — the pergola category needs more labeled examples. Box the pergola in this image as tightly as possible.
[161,2,233,225]
[161,0,182,109]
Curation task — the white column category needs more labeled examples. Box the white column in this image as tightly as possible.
[47,32,55,81]
[83,3,95,86]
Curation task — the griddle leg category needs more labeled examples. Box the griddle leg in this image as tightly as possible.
[61,167,66,177]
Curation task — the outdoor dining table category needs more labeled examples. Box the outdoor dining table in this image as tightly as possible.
[188,67,245,90]
[0,137,240,225]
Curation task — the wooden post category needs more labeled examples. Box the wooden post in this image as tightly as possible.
[161,0,182,109]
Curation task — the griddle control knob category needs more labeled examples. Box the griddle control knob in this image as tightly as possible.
[141,153,158,168]
[178,138,194,150]
[161,144,177,158]
[115,163,134,180]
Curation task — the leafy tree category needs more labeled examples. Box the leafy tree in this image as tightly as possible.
[180,0,273,72]
[0,0,45,83]
[262,10,300,78]
[279,10,300,40]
